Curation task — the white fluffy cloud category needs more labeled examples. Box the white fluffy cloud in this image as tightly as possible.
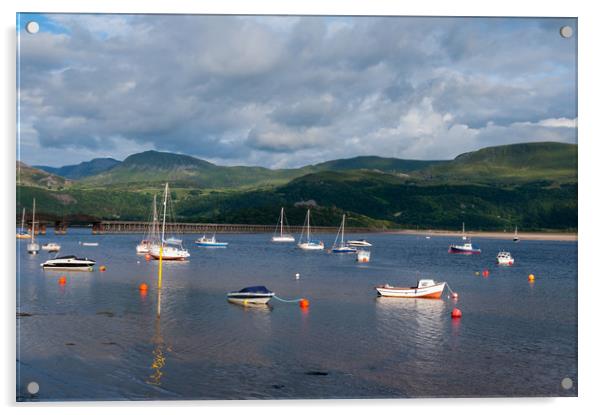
[17,14,577,167]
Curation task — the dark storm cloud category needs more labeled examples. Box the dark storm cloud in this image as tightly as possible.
[18,14,577,167]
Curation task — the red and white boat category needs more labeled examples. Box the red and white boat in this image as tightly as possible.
[375,279,446,299]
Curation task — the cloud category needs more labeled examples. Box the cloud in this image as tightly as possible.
[18,14,577,167]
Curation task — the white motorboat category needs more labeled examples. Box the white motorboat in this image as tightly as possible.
[41,255,95,271]
[80,242,99,247]
[272,207,295,242]
[42,242,61,253]
[356,249,371,263]
[332,214,356,253]
[347,239,372,247]
[227,286,275,305]
[375,279,446,299]
[297,209,324,251]
[149,183,190,261]
[496,251,514,266]
[27,199,39,255]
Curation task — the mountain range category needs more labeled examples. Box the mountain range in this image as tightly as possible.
[17,141,577,231]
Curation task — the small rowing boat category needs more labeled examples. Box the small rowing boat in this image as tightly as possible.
[227,286,275,305]
[375,279,446,299]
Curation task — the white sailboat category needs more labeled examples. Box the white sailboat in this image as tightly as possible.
[16,208,30,239]
[27,199,39,254]
[332,214,356,253]
[461,222,467,240]
[149,183,190,261]
[297,209,324,251]
[271,207,295,242]
[137,194,160,254]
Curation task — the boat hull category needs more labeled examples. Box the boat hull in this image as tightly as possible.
[376,282,446,299]
[195,242,228,247]
[298,242,324,250]
[332,246,357,253]
[448,246,481,254]
[272,236,295,243]
[16,234,31,239]
[227,293,274,305]
[150,246,190,260]
[348,240,372,247]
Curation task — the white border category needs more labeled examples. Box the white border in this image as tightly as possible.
[2,1,601,414]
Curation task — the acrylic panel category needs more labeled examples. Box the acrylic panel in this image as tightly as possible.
[16,13,577,401]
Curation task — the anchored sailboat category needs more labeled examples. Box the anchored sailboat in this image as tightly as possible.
[137,194,160,254]
[149,183,190,261]
[271,207,295,242]
[513,226,520,243]
[297,209,324,251]
[16,208,31,239]
[332,214,356,253]
[27,199,40,254]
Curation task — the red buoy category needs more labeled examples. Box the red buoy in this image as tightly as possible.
[145,253,151,261]
[299,298,310,308]
[99,265,107,272]
[58,276,67,285]
[139,283,148,292]
[482,269,490,277]
[451,308,462,318]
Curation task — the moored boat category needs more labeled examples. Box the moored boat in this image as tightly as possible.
[375,279,446,299]
[347,239,372,247]
[42,242,61,253]
[227,286,275,305]
[272,207,295,242]
[496,250,514,266]
[137,194,160,254]
[149,183,191,261]
[356,249,371,263]
[16,208,31,239]
[448,241,481,254]
[195,234,228,247]
[41,255,95,271]
[80,242,99,247]
[513,226,520,243]
[27,199,39,254]
[332,214,357,253]
[298,209,324,251]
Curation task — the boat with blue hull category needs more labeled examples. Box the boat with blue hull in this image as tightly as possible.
[196,234,228,247]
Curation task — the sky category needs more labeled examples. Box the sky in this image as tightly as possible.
[17,13,577,168]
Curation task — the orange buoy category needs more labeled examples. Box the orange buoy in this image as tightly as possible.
[99,265,107,272]
[451,292,459,300]
[451,308,462,318]
[145,253,151,261]
[528,274,535,282]
[58,276,67,285]
[482,269,490,277]
[299,298,310,308]
[139,283,148,292]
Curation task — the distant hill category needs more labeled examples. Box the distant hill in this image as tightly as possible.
[312,156,445,174]
[16,162,70,190]
[421,142,577,183]
[34,157,121,179]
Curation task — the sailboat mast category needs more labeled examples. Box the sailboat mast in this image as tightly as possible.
[341,214,345,244]
[161,184,168,245]
[31,199,36,244]
[21,208,26,232]
[152,194,158,240]
[307,210,311,241]
[280,207,284,237]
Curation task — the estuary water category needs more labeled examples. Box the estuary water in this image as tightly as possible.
[17,230,577,400]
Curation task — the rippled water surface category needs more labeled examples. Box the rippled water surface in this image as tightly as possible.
[17,230,577,400]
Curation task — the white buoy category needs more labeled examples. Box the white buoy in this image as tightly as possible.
[295,273,300,280]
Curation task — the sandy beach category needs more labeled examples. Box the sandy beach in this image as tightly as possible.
[385,229,577,241]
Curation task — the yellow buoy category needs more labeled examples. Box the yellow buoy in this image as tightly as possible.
[528,274,535,282]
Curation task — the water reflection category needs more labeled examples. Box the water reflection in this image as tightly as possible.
[147,315,165,386]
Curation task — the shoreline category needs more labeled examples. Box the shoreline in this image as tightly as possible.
[383,229,577,241]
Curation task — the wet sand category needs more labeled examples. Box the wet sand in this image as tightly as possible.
[385,229,577,241]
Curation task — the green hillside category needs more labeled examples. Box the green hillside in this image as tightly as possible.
[422,142,577,183]
[16,162,71,190]
[17,142,578,231]
[34,157,120,179]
